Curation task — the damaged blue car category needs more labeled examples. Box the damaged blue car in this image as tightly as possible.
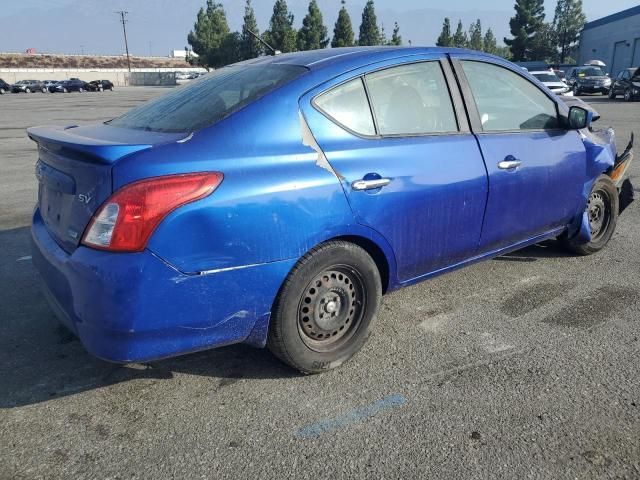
[29,47,634,373]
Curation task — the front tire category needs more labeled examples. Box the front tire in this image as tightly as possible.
[608,88,616,99]
[624,89,632,102]
[573,85,580,96]
[268,241,382,374]
[562,175,619,255]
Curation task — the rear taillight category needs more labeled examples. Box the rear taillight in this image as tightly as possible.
[82,172,223,252]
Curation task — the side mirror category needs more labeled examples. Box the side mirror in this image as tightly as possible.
[568,106,593,130]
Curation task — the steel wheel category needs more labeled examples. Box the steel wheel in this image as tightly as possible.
[587,189,611,242]
[624,89,632,102]
[297,266,365,352]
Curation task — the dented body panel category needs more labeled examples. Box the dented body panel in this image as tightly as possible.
[29,47,634,363]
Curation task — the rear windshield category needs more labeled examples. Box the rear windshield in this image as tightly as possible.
[533,73,561,82]
[108,64,307,133]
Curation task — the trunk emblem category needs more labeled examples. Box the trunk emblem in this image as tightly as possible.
[77,194,92,204]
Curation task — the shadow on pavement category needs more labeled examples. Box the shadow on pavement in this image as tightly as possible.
[0,226,297,409]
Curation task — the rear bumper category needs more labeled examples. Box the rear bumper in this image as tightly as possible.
[31,208,295,362]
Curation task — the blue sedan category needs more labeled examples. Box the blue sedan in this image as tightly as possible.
[29,47,634,373]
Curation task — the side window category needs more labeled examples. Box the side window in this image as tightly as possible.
[461,61,559,131]
[617,71,625,80]
[623,71,630,80]
[314,78,375,136]
[364,62,458,135]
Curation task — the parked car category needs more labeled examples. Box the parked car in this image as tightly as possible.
[87,80,114,92]
[42,80,59,91]
[530,70,573,96]
[49,79,89,93]
[0,78,10,94]
[567,66,612,95]
[608,67,640,101]
[552,69,567,83]
[11,80,46,93]
[29,47,634,374]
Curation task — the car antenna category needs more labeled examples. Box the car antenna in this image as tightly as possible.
[246,29,281,56]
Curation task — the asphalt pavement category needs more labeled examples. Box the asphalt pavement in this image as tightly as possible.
[0,88,639,479]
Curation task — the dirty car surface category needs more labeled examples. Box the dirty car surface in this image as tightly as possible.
[28,47,634,373]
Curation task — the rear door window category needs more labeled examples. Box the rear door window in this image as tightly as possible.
[314,78,376,136]
[364,62,458,135]
[461,61,559,131]
[108,64,307,133]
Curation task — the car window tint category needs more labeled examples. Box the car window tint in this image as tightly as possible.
[314,78,375,136]
[108,64,306,133]
[461,61,559,131]
[365,62,458,135]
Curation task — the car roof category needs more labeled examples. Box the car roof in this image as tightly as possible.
[240,46,492,71]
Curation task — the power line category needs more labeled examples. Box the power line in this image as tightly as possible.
[115,10,131,72]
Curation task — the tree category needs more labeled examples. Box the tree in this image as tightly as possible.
[504,0,546,61]
[390,21,402,46]
[530,22,556,61]
[332,0,355,48]
[187,1,233,68]
[483,28,498,54]
[297,0,329,51]
[240,0,262,60]
[436,18,453,47]
[468,19,483,51]
[380,22,387,45]
[358,0,381,46]
[452,19,467,48]
[552,0,586,63]
[263,0,297,53]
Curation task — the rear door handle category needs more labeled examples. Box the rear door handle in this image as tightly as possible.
[498,159,522,170]
[351,178,392,191]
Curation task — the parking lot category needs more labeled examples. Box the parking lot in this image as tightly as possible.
[1,87,639,479]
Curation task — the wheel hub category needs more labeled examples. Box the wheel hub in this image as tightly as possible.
[588,191,606,236]
[297,267,364,350]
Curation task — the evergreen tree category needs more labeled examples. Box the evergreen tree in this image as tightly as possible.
[390,21,402,46]
[358,0,381,46]
[240,0,262,60]
[483,28,498,54]
[263,0,297,53]
[380,22,387,45]
[530,22,556,61]
[436,18,453,47]
[452,19,467,48]
[297,0,329,51]
[468,19,483,51]
[187,1,232,68]
[552,0,586,63]
[504,0,546,61]
[331,0,355,48]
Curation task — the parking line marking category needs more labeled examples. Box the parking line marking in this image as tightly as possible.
[295,394,406,439]
[16,256,32,262]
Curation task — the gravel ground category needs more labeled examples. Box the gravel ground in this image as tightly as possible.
[0,87,639,479]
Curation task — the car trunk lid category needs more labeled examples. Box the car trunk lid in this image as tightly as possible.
[28,124,187,253]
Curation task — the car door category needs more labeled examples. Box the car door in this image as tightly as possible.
[450,55,586,252]
[300,56,488,282]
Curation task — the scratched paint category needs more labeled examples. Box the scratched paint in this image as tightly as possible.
[16,256,32,262]
[296,394,406,438]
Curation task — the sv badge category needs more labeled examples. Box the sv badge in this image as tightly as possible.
[77,194,93,205]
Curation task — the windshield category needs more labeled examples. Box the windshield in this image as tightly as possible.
[533,73,561,82]
[108,64,307,133]
[577,67,605,77]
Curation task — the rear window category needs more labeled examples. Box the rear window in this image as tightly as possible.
[533,73,560,82]
[108,64,307,133]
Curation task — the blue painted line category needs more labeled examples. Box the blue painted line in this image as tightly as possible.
[296,394,407,438]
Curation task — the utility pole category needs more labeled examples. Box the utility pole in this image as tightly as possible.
[116,11,131,72]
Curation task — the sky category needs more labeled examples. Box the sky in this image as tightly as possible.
[0,0,638,56]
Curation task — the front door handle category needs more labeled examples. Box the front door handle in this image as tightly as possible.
[498,158,522,170]
[352,178,392,191]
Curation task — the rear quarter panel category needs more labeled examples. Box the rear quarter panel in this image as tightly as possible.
[113,82,397,278]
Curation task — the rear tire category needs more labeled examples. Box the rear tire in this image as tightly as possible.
[268,241,382,374]
[561,175,618,255]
